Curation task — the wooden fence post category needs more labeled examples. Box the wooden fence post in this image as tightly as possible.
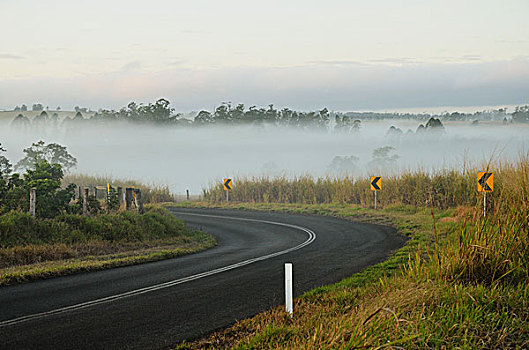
[134,189,144,214]
[29,188,36,217]
[117,187,123,208]
[83,187,89,216]
[125,188,133,211]
[94,187,98,200]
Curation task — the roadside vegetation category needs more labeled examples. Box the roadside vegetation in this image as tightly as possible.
[0,141,215,285]
[176,155,528,349]
[0,205,216,285]
[64,174,175,203]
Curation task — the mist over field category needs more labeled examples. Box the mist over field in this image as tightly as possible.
[0,116,527,195]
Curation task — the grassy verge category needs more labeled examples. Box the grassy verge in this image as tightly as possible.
[0,205,216,285]
[169,201,528,349]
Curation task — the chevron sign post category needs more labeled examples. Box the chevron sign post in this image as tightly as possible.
[223,178,232,203]
[477,172,493,217]
[370,176,381,209]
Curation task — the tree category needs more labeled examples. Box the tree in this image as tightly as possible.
[318,108,330,128]
[73,111,84,121]
[327,155,359,175]
[75,106,89,113]
[512,106,529,123]
[0,159,75,217]
[425,117,445,132]
[11,114,30,130]
[15,141,78,172]
[352,119,361,132]
[32,103,44,111]
[279,108,293,126]
[194,110,214,124]
[21,104,27,111]
[386,125,404,138]
[231,104,245,122]
[33,111,48,125]
[264,104,278,123]
[24,161,76,218]
[0,143,12,178]
[0,172,26,214]
[214,104,231,123]
[368,146,399,171]
[147,98,173,123]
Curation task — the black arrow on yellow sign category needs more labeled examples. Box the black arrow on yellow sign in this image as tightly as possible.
[477,172,493,192]
[223,178,232,190]
[370,176,381,191]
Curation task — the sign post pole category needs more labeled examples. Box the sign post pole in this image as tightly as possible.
[223,178,232,203]
[370,176,381,210]
[477,172,493,218]
[484,192,486,218]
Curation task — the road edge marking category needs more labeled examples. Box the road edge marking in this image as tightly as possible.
[0,211,316,327]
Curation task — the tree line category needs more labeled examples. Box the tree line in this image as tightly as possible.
[9,99,529,130]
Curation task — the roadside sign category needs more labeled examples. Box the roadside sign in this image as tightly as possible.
[477,172,493,192]
[370,176,381,191]
[223,178,232,190]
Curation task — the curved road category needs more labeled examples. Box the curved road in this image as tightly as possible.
[0,208,406,349]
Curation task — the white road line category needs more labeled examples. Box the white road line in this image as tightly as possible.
[0,212,316,328]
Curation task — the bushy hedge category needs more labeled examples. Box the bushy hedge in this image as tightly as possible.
[0,206,187,248]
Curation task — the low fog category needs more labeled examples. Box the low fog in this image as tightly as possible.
[0,118,527,195]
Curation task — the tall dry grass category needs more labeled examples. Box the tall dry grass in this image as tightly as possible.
[185,155,529,348]
[431,156,529,285]
[64,174,175,203]
[203,155,527,211]
[204,154,529,287]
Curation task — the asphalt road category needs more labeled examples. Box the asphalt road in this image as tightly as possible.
[0,208,406,349]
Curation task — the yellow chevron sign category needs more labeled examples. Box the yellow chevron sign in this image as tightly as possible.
[223,178,232,190]
[477,172,493,192]
[370,176,381,191]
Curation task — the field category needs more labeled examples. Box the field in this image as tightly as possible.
[175,155,528,349]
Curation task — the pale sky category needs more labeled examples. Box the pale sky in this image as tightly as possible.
[1,0,528,111]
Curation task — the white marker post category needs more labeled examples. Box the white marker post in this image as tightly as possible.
[285,263,293,317]
[483,192,486,218]
[374,191,377,210]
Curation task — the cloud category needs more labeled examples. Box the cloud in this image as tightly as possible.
[167,59,186,67]
[0,53,24,60]
[368,57,417,64]
[0,59,528,111]
[119,61,141,73]
[307,60,370,67]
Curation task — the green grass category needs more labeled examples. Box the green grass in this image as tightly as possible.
[0,235,216,286]
[0,205,186,248]
[0,205,216,285]
[171,155,528,349]
[173,202,528,349]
